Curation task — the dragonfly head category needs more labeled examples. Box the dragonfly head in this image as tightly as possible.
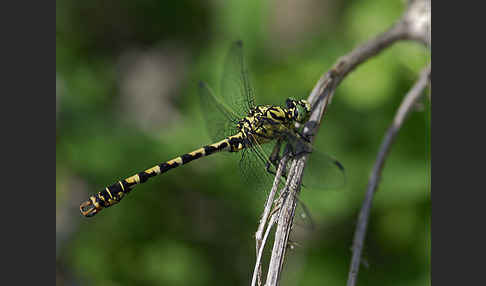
[286,98,311,124]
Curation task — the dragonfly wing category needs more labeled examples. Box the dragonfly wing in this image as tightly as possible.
[298,143,346,190]
[198,81,240,142]
[199,41,255,142]
[282,131,346,190]
[238,143,277,196]
[220,41,255,116]
[293,198,316,231]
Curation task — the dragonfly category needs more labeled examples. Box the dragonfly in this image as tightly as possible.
[80,41,345,218]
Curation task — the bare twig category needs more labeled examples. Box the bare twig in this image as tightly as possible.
[346,65,430,286]
[262,13,407,286]
[254,154,290,286]
[258,0,431,285]
[253,213,278,286]
[265,158,303,285]
[256,155,290,251]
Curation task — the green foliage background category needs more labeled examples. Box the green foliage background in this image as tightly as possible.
[56,0,430,285]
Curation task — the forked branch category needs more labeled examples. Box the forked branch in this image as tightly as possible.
[256,0,430,285]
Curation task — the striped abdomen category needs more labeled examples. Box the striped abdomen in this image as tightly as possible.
[80,135,244,217]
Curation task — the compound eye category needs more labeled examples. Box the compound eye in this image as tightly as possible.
[302,101,311,112]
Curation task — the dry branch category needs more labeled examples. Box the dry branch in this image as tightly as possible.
[256,0,431,285]
[346,65,430,286]
[254,154,290,286]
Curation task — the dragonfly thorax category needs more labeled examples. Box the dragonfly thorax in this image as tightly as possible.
[233,98,311,149]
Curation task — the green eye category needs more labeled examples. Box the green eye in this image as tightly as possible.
[294,105,307,122]
[298,101,311,122]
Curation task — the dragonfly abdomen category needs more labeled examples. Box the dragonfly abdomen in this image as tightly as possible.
[79,136,241,217]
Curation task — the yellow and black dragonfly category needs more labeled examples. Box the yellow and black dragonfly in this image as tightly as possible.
[80,41,344,218]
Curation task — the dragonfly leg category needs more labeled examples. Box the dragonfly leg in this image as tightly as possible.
[292,146,312,157]
[264,138,282,175]
[266,138,289,179]
[265,163,277,176]
[269,138,283,166]
[265,162,290,183]
[296,130,312,143]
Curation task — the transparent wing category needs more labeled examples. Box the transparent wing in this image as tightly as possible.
[198,81,240,142]
[303,147,346,190]
[283,132,346,191]
[293,198,316,231]
[238,142,277,196]
[219,41,255,117]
